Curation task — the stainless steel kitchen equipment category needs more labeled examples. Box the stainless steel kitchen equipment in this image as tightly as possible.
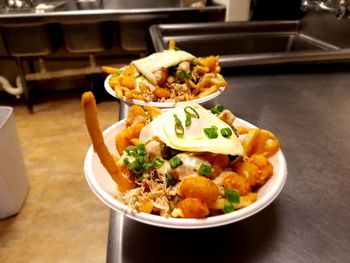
[0,0,225,112]
[150,20,350,67]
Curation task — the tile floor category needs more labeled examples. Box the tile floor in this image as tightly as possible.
[0,89,119,263]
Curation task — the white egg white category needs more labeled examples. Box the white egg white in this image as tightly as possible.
[139,103,244,156]
[132,49,195,85]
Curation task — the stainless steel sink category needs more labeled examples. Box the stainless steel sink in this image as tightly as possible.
[150,21,350,67]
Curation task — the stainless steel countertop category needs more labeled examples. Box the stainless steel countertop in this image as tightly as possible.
[107,65,350,262]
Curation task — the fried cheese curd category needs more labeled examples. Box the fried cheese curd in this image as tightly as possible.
[112,104,280,219]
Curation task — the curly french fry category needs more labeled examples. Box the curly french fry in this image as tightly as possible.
[81,91,135,192]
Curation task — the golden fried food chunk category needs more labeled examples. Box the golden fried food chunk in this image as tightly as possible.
[179,176,219,204]
[177,198,209,218]
[221,171,251,196]
[233,154,273,188]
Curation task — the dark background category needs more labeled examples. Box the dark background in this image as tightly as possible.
[251,0,303,20]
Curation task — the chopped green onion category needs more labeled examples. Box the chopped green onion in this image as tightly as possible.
[174,47,180,51]
[161,145,179,160]
[169,156,183,169]
[136,144,145,156]
[184,106,199,119]
[174,114,184,137]
[123,158,130,166]
[169,196,180,209]
[125,145,137,156]
[152,158,164,168]
[136,175,144,183]
[166,172,176,186]
[185,114,192,128]
[127,160,143,175]
[198,163,212,177]
[179,70,191,80]
[144,162,154,171]
[135,156,146,167]
[125,144,146,157]
[191,58,200,66]
[204,126,218,139]
[225,189,240,203]
[145,115,153,122]
[211,104,224,114]
[134,72,142,79]
[221,128,233,138]
[223,202,235,213]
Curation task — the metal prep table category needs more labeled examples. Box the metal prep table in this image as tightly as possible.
[106,65,350,263]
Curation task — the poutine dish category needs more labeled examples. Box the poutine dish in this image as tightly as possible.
[102,40,227,104]
[82,92,282,219]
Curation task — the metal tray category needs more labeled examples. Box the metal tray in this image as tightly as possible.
[150,21,350,67]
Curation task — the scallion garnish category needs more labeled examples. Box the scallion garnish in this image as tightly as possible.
[223,202,235,213]
[204,126,218,139]
[198,163,212,177]
[144,162,154,171]
[211,104,224,114]
[135,156,146,167]
[169,156,183,169]
[221,128,233,138]
[134,72,142,79]
[125,144,146,157]
[174,114,184,137]
[224,189,240,203]
[184,106,199,119]
[152,158,164,168]
[179,70,191,79]
[185,114,192,128]
[136,175,144,183]
[125,145,137,156]
[123,158,130,166]
[127,160,143,175]
[166,172,176,186]
[136,144,145,156]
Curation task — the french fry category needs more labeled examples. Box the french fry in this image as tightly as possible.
[168,39,176,49]
[114,86,123,99]
[211,78,227,87]
[109,76,120,88]
[120,75,135,90]
[195,85,219,98]
[101,66,120,74]
[154,87,171,98]
[202,55,218,73]
[81,91,135,192]
[197,73,215,90]
[144,105,162,118]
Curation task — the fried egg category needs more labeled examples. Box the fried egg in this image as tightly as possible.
[132,49,195,85]
[139,103,244,156]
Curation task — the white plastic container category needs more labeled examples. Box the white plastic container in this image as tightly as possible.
[0,106,28,219]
